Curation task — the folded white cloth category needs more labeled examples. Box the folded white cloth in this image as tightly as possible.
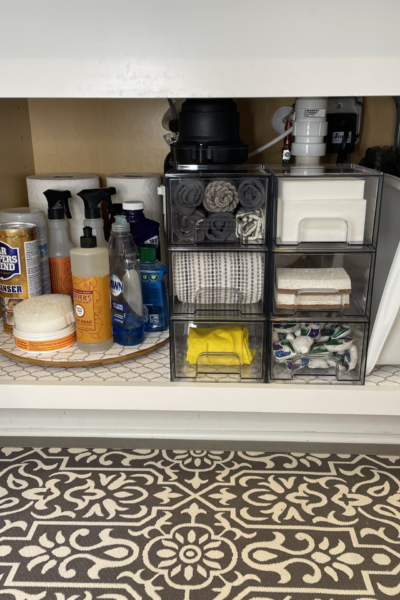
[172,252,264,305]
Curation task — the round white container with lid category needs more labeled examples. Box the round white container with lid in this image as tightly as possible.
[12,294,76,353]
[13,323,76,353]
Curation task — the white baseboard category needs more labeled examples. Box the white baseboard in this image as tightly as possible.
[1,409,399,445]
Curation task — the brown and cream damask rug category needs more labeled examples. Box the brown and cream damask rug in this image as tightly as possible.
[1,448,400,600]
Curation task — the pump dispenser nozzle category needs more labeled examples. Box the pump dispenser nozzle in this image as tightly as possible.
[80,226,97,248]
[43,189,72,220]
[77,187,116,218]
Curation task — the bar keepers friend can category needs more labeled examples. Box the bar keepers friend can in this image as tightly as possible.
[0,222,42,334]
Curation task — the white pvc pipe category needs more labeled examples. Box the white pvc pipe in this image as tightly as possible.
[248,127,293,158]
[294,155,321,165]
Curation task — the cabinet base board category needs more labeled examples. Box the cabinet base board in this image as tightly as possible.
[0,409,399,448]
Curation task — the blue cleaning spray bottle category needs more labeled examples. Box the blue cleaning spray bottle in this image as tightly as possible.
[138,245,169,332]
[123,201,161,259]
[109,215,145,345]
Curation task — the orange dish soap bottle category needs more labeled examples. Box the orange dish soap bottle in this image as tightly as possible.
[70,226,113,353]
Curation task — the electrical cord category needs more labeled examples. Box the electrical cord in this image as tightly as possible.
[248,127,293,158]
[167,98,178,121]
[336,119,350,164]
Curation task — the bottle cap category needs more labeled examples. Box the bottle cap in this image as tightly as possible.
[123,201,144,211]
[112,215,130,233]
[139,244,157,262]
[80,226,97,248]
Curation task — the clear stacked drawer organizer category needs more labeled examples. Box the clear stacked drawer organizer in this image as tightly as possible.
[268,164,383,385]
[271,252,374,318]
[269,320,368,383]
[166,165,270,383]
[171,320,266,382]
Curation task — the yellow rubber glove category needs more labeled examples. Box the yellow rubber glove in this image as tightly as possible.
[186,326,256,365]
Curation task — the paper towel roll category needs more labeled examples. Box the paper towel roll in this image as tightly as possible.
[27,174,100,248]
[106,173,165,262]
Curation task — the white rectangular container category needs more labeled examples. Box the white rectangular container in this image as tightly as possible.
[278,178,365,201]
[278,198,367,243]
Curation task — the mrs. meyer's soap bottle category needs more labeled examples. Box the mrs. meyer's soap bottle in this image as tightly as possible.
[109,215,145,346]
[70,227,113,352]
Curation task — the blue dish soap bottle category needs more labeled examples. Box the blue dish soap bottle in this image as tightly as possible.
[123,201,161,260]
[139,245,169,332]
[109,215,145,345]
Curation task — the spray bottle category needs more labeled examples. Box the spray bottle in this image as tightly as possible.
[77,187,116,248]
[106,203,123,240]
[43,189,74,298]
[70,226,113,353]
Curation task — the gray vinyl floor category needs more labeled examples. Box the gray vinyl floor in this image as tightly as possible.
[1,446,400,599]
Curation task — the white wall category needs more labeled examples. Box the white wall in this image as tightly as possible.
[0,0,399,98]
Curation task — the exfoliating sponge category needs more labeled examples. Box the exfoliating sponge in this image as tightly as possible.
[13,295,75,333]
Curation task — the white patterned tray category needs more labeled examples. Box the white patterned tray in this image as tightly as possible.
[0,329,169,367]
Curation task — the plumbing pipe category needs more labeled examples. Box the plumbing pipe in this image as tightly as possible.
[291,97,328,165]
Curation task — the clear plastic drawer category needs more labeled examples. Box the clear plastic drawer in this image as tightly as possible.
[170,319,266,382]
[270,164,383,249]
[166,165,270,247]
[269,320,368,384]
[170,250,267,318]
[271,252,373,318]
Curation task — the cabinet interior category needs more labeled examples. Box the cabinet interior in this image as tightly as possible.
[0,97,396,211]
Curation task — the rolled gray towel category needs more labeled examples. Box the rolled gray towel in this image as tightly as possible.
[236,207,265,243]
[205,212,237,242]
[203,180,239,213]
[174,180,205,216]
[173,209,206,242]
[238,178,266,209]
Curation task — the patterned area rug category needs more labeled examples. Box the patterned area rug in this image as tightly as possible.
[1,448,400,600]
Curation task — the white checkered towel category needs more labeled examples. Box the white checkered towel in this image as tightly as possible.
[172,252,264,304]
